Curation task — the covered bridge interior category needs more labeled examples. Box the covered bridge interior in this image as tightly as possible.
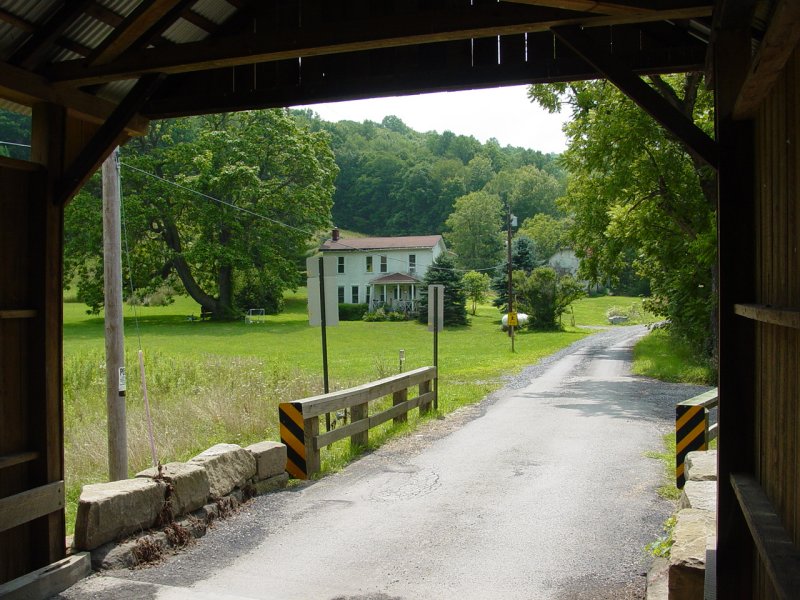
[0,0,797,597]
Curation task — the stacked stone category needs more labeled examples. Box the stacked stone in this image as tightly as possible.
[72,441,288,565]
[666,450,718,600]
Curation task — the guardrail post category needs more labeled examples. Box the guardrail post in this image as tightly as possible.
[393,389,408,425]
[419,379,431,415]
[676,404,709,488]
[350,402,368,449]
[280,402,321,479]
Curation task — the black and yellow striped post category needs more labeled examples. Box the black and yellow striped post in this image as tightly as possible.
[279,401,318,479]
[676,404,708,488]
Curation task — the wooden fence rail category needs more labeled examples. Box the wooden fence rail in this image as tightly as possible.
[279,366,436,479]
[676,388,718,488]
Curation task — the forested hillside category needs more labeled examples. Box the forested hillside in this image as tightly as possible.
[292,109,566,236]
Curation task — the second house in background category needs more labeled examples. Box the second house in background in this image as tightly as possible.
[319,229,446,315]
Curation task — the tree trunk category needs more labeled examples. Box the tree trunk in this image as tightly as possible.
[161,217,224,318]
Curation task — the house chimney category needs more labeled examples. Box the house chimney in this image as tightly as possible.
[332,227,340,242]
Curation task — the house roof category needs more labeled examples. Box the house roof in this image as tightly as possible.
[369,273,422,285]
[320,235,444,252]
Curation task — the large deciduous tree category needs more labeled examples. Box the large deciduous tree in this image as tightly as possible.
[65,110,338,319]
[529,75,716,355]
[444,191,505,271]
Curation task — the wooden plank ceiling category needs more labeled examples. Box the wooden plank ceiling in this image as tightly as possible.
[0,0,717,123]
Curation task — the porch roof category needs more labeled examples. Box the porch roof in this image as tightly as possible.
[369,273,421,285]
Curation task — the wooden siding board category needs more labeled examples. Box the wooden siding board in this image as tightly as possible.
[750,43,800,598]
[0,166,37,584]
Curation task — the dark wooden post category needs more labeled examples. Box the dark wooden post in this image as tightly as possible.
[419,379,431,415]
[304,414,320,477]
[393,389,408,425]
[714,22,758,599]
[350,403,368,449]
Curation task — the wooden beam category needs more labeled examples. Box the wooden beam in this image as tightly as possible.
[0,554,91,600]
[731,474,800,599]
[553,25,718,168]
[734,303,800,329]
[84,2,124,28]
[88,0,186,66]
[181,9,217,33]
[0,61,147,135]
[8,0,95,71]
[0,451,39,469]
[501,0,657,15]
[0,8,34,32]
[0,481,64,534]
[48,4,713,86]
[733,0,800,119]
[145,39,707,117]
[56,74,163,206]
[713,12,758,595]
[124,0,200,54]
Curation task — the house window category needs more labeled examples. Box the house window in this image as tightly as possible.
[408,254,416,274]
[337,256,345,274]
[380,255,388,273]
[351,286,359,303]
[338,286,345,304]
[366,287,371,306]
[366,256,373,273]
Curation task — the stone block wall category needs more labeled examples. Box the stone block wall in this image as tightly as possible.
[73,441,288,552]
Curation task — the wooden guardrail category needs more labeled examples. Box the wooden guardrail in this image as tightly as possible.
[279,366,436,479]
[676,388,718,488]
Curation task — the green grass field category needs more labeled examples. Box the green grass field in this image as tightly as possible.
[631,328,715,385]
[62,292,654,532]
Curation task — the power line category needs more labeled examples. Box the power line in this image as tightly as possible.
[120,161,504,274]
[0,138,504,274]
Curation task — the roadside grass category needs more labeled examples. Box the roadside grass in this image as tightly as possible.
[568,294,660,327]
[632,329,715,385]
[64,290,596,532]
[645,433,682,502]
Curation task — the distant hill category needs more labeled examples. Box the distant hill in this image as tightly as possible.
[291,110,567,237]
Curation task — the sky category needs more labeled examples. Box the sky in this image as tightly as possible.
[295,84,568,154]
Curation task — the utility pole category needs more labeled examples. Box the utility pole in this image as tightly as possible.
[103,148,127,481]
[507,204,515,353]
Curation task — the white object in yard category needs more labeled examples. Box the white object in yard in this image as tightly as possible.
[246,308,266,324]
[502,313,529,327]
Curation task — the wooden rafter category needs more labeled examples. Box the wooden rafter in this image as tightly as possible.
[84,2,124,28]
[553,25,718,168]
[501,0,657,15]
[9,0,95,71]
[145,29,707,118]
[0,61,146,134]
[733,0,800,119]
[88,0,186,66]
[0,8,34,32]
[181,9,216,33]
[56,73,164,206]
[47,4,713,87]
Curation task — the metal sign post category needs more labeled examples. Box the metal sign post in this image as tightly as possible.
[428,285,444,411]
[307,255,339,430]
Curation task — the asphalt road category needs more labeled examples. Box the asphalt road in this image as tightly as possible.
[58,326,709,600]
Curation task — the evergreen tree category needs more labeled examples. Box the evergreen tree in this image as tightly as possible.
[417,254,467,326]
[492,235,538,311]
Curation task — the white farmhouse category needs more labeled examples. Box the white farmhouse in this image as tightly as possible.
[319,229,446,314]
